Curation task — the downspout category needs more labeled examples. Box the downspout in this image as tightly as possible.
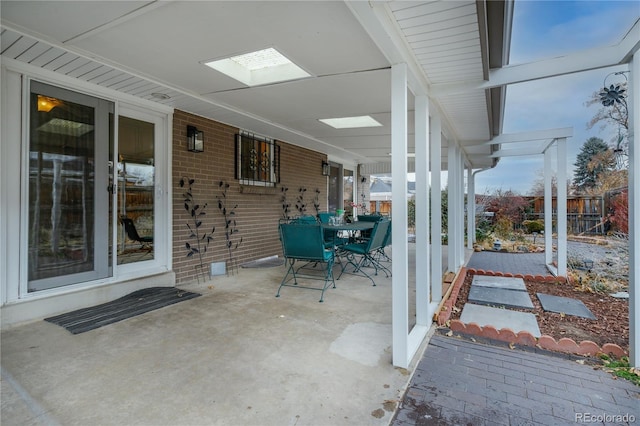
[470,166,493,252]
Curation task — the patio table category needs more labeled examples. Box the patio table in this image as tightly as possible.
[321,221,376,252]
[321,221,374,243]
[321,221,375,232]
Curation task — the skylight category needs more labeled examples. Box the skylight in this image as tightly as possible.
[319,116,383,129]
[37,118,94,137]
[204,47,310,87]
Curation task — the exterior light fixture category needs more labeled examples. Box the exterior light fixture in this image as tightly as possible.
[187,125,204,153]
[322,160,330,176]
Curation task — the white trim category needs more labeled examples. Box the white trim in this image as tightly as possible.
[0,68,23,304]
[629,51,639,367]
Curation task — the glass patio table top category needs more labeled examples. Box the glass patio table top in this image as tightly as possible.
[321,221,375,231]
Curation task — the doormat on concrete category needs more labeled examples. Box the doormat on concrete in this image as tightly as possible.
[44,287,201,334]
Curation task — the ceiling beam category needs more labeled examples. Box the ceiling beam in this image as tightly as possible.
[431,18,639,96]
[491,146,545,157]
[484,127,573,145]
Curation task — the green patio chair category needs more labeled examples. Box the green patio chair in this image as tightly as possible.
[356,214,383,241]
[337,219,391,286]
[291,215,318,224]
[373,220,392,263]
[277,223,336,302]
[317,212,333,224]
[356,214,383,222]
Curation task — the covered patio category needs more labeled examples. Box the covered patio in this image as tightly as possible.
[1,0,638,394]
[1,247,426,426]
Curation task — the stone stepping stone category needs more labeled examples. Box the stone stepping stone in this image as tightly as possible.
[468,286,534,309]
[610,291,629,299]
[460,303,541,337]
[536,293,596,319]
[471,275,526,291]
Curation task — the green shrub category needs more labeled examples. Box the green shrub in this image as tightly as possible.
[495,217,512,238]
[522,219,544,233]
[475,218,493,243]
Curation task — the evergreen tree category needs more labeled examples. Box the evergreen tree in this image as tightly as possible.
[573,137,612,193]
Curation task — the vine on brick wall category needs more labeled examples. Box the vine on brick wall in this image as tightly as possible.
[312,188,321,216]
[295,187,307,215]
[217,181,242,275]
[179,177,215,283]
[281,186,291,220]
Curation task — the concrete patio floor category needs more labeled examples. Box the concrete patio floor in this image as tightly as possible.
[2,252,424,426]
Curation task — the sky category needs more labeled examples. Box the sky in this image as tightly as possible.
[473,0,640,195]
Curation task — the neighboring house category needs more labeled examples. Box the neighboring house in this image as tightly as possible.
[368,178,415,216]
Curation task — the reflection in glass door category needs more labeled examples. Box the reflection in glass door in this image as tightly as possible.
[327,162,342,214]
[116,116,155,264]
[28,81,112,292]
[343,170,354,218]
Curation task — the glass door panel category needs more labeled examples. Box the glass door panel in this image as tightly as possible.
[116,116,155,264]
[328,162,342,214]
[28,81,112,292]
[343,170,354,218]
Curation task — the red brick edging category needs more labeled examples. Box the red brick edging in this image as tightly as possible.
[437,268,627,358]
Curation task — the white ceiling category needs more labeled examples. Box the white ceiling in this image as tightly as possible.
[1,0,509,170]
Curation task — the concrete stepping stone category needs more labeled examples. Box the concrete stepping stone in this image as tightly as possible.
[468,286,534,309]
[610,291,629,299]
[536,293,596,319]
[460,303,541,337]
[471,275,526,291]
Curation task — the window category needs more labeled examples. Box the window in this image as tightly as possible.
[236,132,279,186]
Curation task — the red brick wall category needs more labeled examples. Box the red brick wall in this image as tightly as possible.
[172,110,327,284]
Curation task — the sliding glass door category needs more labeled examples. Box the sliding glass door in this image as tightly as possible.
[28,81,113,292]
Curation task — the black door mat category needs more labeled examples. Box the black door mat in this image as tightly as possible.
[44,287,201,334]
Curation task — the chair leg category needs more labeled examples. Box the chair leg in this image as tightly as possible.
[276,259,298,298]
[337,252,376,286]
[318,258,336,302]
[364,254,391,278]
[277,258,336,302]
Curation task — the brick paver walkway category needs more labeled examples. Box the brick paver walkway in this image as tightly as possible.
[392,335,639,425]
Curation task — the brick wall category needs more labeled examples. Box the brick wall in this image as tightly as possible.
[172,110,327,284]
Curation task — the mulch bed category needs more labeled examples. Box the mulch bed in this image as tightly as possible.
[449,274,629,353]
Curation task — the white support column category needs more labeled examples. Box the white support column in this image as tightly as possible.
[448,144,462,271]
[447,143,455,272]
[458,154,465,265]
[556,137,567,277]
[431,115,443,303]
[544,147,553,268]
[415,95,430,325]
[467,165,474,250]
[391,63,409,368]
[629,51,639,367]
